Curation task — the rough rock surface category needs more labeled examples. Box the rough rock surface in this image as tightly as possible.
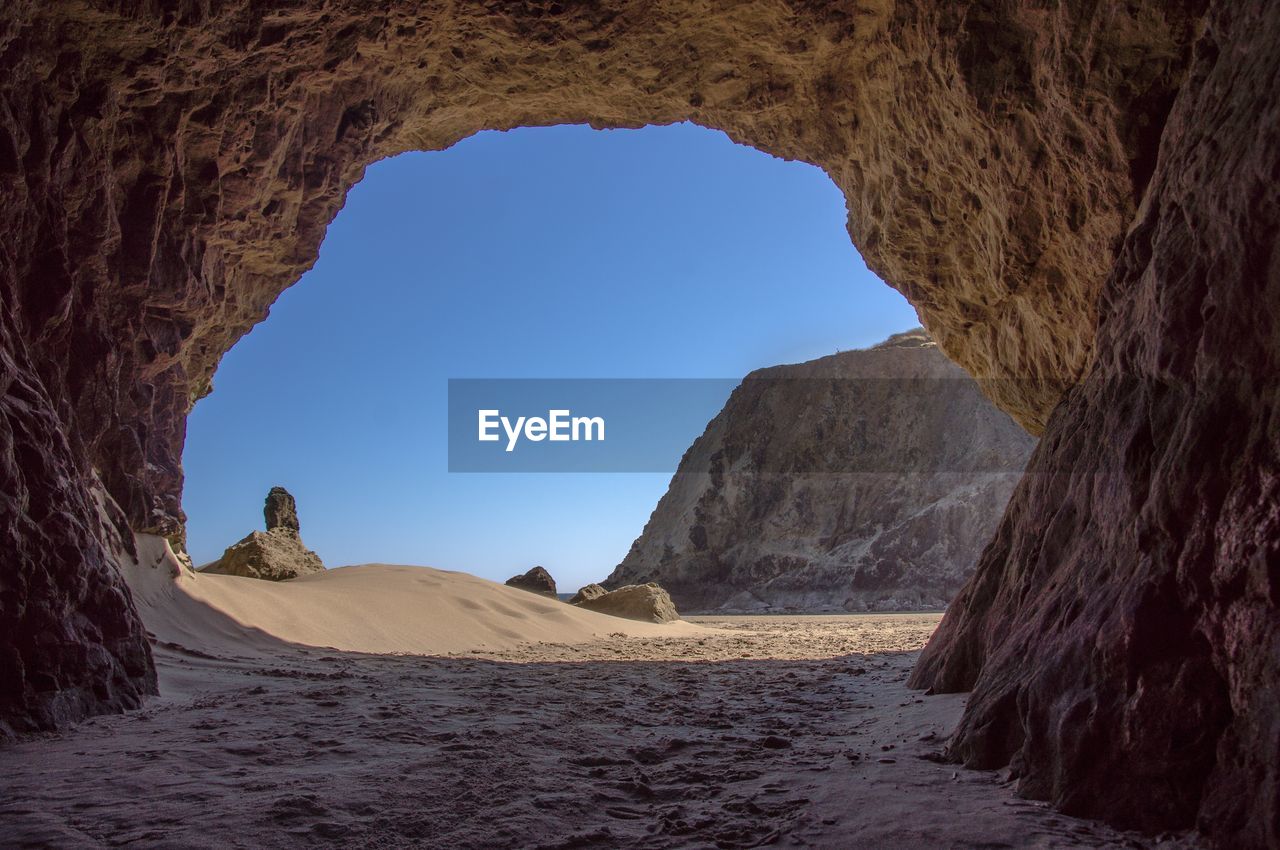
[0,0,1275,846]
[0,0,1203,735]
[0,472,155,737]
[263,487,301,534]
[568,584,607,606]
[198,530,325,582]
[199,488,324,581]
[505,566,557,598]
[0,0,1206,559]
[576,584,680,624]
[606,329,1036,613]
[909,4,1280,846]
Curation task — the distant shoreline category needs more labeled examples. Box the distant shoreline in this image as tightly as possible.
[553,592,948,618]
[686,609,948,618]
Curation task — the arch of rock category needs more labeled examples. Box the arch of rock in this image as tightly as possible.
[0,1,1275,846]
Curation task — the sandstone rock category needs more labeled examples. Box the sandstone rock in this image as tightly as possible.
[264,487,301,533]
[0,0,1205,742]
[199,530,325,582]
[568,584,607,605]
[504,566,557,598]
[606,330,1036,613]
[199,488,324,581]
[909,5,1280,845]
[576,584,680,624]
[1,0,1206,565]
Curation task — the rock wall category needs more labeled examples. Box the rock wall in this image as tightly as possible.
[0,0,1203,551]
[3,0,1275,845]
[606,329,1036,613]
[910,3,1280,845]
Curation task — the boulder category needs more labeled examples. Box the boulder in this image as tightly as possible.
[568,583,607,605]
[264,486,301,533]
[199,488,325,581]
[504,566,557,598]
[576,584,680,624]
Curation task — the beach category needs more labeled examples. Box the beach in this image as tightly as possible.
[0,539,1199,848]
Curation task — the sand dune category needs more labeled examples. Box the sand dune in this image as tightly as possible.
[123,535,703,658]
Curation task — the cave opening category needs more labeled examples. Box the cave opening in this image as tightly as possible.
[2,2,1275,846]
[180,122,924,593]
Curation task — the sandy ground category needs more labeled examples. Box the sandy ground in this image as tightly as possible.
[123,536,707,656]
[0,541,1202,848]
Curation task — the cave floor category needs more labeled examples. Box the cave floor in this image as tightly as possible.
[0,615,1201,849]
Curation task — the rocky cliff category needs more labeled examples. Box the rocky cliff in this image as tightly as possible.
[607,330,1036,613]
[910,6,1280,843]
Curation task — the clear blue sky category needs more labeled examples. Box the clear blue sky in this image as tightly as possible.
[183,123,920,590]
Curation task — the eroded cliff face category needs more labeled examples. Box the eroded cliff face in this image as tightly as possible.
[607,329,1036,613]
[0,0,1202,549]
[2,0,1274,845]
[910,3,1280,844]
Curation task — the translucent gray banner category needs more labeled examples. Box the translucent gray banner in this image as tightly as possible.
[447,378,1046,473]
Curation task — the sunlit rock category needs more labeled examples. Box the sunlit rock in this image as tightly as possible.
[199,488,325,581]
[505,566,557,598]
[607,329,1036,613]
[568,584,608,605]
[576,584,680,624]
